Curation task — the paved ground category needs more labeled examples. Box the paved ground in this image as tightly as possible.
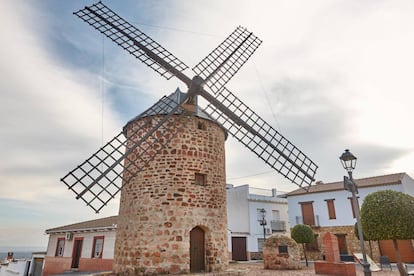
[52,261,414,275]
[221,261,403,275]
[184,261,414,275]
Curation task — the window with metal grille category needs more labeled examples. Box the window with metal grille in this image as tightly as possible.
[195,173,206,186]
[279,245,288,254]
[257,238,264,252]
[92,236,104,258]
[55,238,65,257]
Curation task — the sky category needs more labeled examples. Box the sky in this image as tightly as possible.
[1,0,414,250]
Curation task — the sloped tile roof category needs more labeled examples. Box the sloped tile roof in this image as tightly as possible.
[45,215,118,234]
[287,172,406,196]
[125,88,213,126]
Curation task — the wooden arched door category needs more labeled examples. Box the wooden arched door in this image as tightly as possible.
[190,226,205,272]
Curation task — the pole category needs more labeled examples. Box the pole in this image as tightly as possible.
[349,171,371,276]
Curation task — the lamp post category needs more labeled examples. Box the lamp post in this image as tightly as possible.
[259,208,267,242]
[339,149,371,276]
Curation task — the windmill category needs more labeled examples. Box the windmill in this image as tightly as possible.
[62,2,317,274]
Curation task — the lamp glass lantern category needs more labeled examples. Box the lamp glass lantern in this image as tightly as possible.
[339,149,357,173]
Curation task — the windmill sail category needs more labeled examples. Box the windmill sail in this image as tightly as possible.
[74,1,191,85]
[198,87,317,188]
[61,93,192,213]
[67,1,318,212]
[192,26,262,94]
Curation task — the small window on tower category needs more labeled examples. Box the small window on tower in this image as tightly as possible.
[197,121,206,130]
[195,173,206,186]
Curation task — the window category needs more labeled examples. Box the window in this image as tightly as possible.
[325,199,336,219]
[194,173,206,186]
[197,121,206,130]
[279,245,288,254]
[55,238,65,257]
[257,238,264,252]
[300,201,315,226]
[272,210,280,221]
[92,236,104,258]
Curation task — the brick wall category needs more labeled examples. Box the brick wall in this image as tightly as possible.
[114,115,228,274]
[43,257,113,275]
[43,256,72,276]
[80,258,113,271]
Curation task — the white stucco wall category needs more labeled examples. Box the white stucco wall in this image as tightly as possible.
[226,185,250,234]
[288,183,405,228]
[402,174,414,196]
[227,184,289,254]
[46,231,116,259]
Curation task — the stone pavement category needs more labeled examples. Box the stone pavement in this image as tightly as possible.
[184,261,405,275]
[52,261,413,275]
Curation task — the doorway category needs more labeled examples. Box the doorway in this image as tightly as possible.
[71,238,83,269]
[190,227,205,272]
[335,234,348,255]
[231,237,247,261]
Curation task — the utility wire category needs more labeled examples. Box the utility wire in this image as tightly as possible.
[253,62,282,132]
[227,170,274,181]
[131,21,222,38]
[101,34,105,148]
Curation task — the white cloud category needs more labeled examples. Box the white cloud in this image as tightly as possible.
[2,0,414,247]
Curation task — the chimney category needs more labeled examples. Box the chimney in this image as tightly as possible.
[272,188,277,197]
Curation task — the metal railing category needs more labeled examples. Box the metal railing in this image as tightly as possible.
[295,215,320,227]
[270,220,287,232]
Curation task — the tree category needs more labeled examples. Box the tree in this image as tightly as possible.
[360,190,414,276]
[291,224,314,266]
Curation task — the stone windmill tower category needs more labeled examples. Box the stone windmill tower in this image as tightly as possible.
[62,2,318,274]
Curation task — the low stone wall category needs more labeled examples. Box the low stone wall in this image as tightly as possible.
[263,235,302,270]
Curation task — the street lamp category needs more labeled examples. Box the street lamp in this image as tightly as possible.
[339,149,371,276]
[259,208,267,242]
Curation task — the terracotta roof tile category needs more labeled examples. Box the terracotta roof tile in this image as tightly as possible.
[45,215,118,233]
[287,172,406,196]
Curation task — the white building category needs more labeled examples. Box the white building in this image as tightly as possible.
[226,184,289,260]
[43,216,117,275]
[286,172,414,262]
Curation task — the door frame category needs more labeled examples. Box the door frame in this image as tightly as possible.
[190,226,205,273]
[71,237,84,269]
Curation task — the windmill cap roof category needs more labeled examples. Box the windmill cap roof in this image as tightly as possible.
[124,88,214,128]
[123,88,227,139]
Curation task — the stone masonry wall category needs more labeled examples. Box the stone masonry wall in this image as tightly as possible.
[113,115,228,275]
[303,226,380,262]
